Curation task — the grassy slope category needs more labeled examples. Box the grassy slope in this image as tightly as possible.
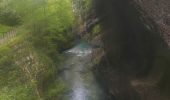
[0,34,37,100]
[0,31,67,100]
[0,0,75,99]
[0,24,12,36]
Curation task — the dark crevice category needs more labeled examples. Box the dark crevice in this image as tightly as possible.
[92,0,169,99]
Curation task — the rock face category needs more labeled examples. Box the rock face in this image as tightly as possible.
[134,0,170,47]
[88,0,170,100]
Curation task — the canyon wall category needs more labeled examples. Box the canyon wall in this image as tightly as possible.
[83,0,170,100]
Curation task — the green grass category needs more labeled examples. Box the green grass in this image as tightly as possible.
[0,24,11,37]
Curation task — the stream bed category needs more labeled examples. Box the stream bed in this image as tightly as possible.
[61,41,106,100]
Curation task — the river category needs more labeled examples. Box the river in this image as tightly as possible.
[61,41,107,100]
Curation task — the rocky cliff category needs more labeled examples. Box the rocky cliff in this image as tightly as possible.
[82,0,170,100]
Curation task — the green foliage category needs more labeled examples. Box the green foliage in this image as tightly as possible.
[23,0,76,60]
[0,46,16,86]
[0,0,77,99]
[0,44,38,100]
[84,0,92,12]
[33,49,68,100]
[0,8,21,26]
[45,80,68,100]
[0,85,37,100]
[0,24,11,36]
[92,24,101,36]
[0,24,12,37]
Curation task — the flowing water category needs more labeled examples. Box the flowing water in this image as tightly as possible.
[61,41,106,100]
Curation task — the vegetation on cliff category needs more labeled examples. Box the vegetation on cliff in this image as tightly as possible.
[0,0,75,99]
